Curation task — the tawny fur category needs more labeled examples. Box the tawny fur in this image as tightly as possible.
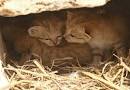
[14,36,93,67]
[65,9,129,64]
[28,12,66,46]
[1,16,42,65]
[1,13,92,67]
[39,42,92,67]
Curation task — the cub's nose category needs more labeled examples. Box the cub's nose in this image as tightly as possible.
[50,40,59,46]
[52,39,62,46]
[51,36,63,46]
[53,41,57,45]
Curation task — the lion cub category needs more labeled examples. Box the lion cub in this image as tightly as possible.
[28,12,66,46]
[65,9,128,65]
[1,12,66,65]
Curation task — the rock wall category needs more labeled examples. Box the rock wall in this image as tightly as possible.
[0,0,110,17]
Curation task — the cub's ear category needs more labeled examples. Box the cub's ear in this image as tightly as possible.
[28,26,42,37]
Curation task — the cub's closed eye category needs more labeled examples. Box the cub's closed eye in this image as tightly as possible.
[57,36,62,38]
[45,39,49,40]
[38,37,49,40]
[70,34,75,37]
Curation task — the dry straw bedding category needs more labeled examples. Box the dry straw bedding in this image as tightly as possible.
[4,54,130,90]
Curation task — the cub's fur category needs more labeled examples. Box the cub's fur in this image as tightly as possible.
[65,9,129,65]
[28,12,66,46]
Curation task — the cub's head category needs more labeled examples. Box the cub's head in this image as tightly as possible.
[28,12,66,46]
[64,10,92,44]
